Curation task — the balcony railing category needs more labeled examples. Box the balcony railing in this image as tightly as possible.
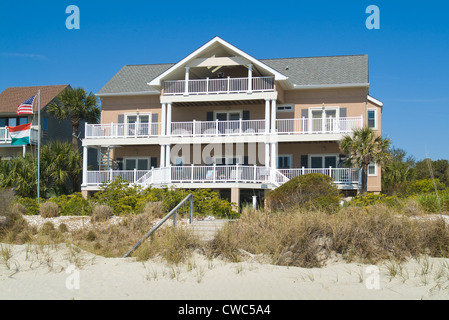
[164,76,274,95]
[85,117,363,140]
[84,166,361,188]
[0,127,39,145]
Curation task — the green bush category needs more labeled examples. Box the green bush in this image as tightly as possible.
[48,193,92,216]
[91,177,235,217]
[266,173,341,213]
[416,192,449,213]
[15,197,42,216]
[347,193,404,209]
[405,179,445,196]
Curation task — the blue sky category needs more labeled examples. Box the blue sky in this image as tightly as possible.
[1,0,448,161]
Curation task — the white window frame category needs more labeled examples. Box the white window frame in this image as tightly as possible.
[368,161,378,176]
[367,108,378,130]
[277,104,294,113]
[308,154,339,168]
[123,157,152,171]
[214,110,243,121]
[125,113,152,124]
[308,106,340,119]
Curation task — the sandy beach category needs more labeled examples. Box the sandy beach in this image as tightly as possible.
[1,243,448,300]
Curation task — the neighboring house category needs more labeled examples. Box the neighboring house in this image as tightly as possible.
[81,37,383,206]
[0,85,73,159]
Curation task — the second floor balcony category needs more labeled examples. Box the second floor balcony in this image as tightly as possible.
[164,76,274,96]
[84,116,363,141]
[0,127,39,145]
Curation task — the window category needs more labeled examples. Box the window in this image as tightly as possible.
[277,105,293,113]
[0,117,29,128]
[124,158,151,171]
[309,107,339,132]
[278,155,292,169]
[368,162,377,176]
[215,111,242,121]
[309,155,338,169]
[368,109,377,129]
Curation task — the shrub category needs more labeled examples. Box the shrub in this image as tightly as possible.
[15,197,41,216]
[347,193,404,209]
[48,193,92,216]
[91,205,113,223]
[40,202,60,218]
[142,201,165,219]
[265,173,341,213]
[416,192,449,213]
[39,221,55,235]
[405,179,445,195]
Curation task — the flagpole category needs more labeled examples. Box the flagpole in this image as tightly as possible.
[37,90,41,202]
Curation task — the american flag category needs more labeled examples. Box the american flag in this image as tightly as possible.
[17,96,35,115]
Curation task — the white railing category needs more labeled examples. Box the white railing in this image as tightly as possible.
[278,168,361,185]
[85,117,362,140]
[171,119,266,137]
[85,123,161,139]
[276,117,363,134]
[127,166,361,188]
[86,170,148,186]
[164,76,274,95]
[0,127,39,144]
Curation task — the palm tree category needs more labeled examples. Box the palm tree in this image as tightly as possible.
[340,128,391,194]
[41,141,82,195]
[47,87,100,151]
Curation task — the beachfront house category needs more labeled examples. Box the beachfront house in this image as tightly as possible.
[0,85,73,159]
[81,37,383,206]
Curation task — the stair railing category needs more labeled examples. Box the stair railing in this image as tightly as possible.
[122,194,194,258]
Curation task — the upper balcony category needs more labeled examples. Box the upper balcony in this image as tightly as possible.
[84,116,363,144]
[0,127,39,145]
[164,76,274,96]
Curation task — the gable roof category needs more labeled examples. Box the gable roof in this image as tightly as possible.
[96,37,369,96]
[148,37,289,88]
[0,85,70,114]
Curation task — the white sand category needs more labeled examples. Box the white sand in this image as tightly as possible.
[1,243,449,300]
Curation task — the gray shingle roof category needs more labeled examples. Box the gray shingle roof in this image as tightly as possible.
[261,55,369,86]
[97,55,369,95]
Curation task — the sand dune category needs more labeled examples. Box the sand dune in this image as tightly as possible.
[0,243,448,300]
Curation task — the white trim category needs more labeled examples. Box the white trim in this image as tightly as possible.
[367,108,378,130]
[368,161,378,176]
[148,37,288,87]
[367,95,383,107]
[214,110,243,121]
[308,106,340,119]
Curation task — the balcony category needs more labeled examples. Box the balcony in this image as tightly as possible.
[85,117,363,140]
[0,127,39,145]
[164,76,274,96]
[83,166,361,190]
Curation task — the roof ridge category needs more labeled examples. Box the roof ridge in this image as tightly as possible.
[261,54,368,61]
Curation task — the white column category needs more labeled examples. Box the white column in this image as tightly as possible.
[167,103,172,136]
[165,144,171,167]
[161,103,167,136]
[184,67,190,96]
[271,142,277,170]
[160,145,165,168]
[22,145,26,158]
[265,142,270,168]
[82,146,88,186]
[248,64,253,93]
[271,99,277,134]
[265,99,270,134]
